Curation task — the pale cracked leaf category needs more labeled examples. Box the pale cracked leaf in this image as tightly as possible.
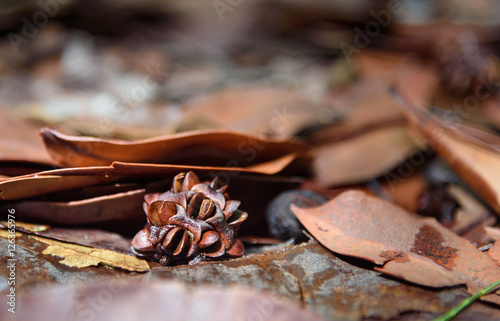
[32,235,149,272]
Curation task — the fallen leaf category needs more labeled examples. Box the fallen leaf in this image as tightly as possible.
[485,226,500,242]
[40,244,147,271]
[41,127,309,167]
[0,223,135,254]
[461,222,499,248]
[0,171,114,201]
[394,88,500,214]
[2,188,146,225]
[0,221,50,232]
[313,73,407,145]
[0,161,55,177]
[0,104,53,165]
[8,231,149,272]
[447,185,491,234]
[379,171,427,213]
[0,157,304,201]
[313,126,420,186]
[489,241,500,267]
[1,168,300,230]
[181,86,335,138]
[292,190,500,304]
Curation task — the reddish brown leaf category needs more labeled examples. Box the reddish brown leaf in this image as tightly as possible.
[380,172,427,213]
[181,85,333,138]
[395,89,500,214]
[292,190,500,304]
[313,126,421,186]
[40,127,309,167]
[0,158,304,201]
[0,171,114,201]
[1,189,145,225]
[0,104,53,165]
[489,240,500,267]
[447,185,491,234]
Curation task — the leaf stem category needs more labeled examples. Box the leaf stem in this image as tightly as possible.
[431,279,500,321]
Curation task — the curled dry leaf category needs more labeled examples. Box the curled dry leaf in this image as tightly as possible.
[40,127,309,167]
[0,169,115,201]
[394,88,500,214]
[461,222,499,248]
[1,170,300,228]
[0,156,303,201]
[1,188,145,225]
[292,190,500,304]
[313,125,421,186]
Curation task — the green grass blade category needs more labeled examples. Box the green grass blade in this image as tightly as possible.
[431,279,500,321]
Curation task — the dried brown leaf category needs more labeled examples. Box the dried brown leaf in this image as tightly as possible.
[292,190,500,304]
[3,188,145,225]
[181,86,333,138]
[0,172,114,201]
[0,157,304,201]
[313,126,420,186]
[489,240,500,267]
[41,127,308,167]
[380,172,427,213]
[395,89,500,213]
[447,185,491,234]
[0,104,53,165]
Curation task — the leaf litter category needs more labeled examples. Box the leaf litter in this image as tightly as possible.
[292,191,500,305]
[1,3,500,320]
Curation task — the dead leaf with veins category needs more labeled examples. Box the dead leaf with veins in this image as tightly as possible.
[292,190,500,304]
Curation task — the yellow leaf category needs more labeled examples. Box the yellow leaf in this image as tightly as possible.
[0,229,149,272]
[0,220,50,232]
[31,235,150,272]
